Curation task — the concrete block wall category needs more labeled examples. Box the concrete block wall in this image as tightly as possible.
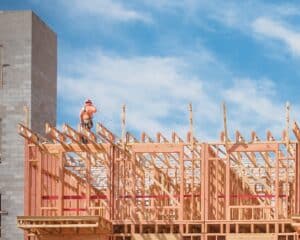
[31,13,57,132]
[0,11,57,239]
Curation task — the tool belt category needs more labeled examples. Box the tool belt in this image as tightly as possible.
[82,118,93,129]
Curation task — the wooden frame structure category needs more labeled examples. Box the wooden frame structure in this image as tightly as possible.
[17,119,300,240]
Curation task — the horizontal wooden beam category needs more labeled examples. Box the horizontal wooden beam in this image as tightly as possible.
[18,223,99,229]
[17,216,112,232]
[36,143,110,154]
[227,142,278,153]
[129,143,183,153]
[17,215,101,221]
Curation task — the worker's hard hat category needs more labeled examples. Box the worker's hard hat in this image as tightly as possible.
[85,99,92,104]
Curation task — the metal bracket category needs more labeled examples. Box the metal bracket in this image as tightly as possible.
[0,211,8,215]
[0,44,10,88]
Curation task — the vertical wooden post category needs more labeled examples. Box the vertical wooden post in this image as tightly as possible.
[23,104,30,218]
[110,146,115,220]
[122,152,126,220]
[215,157,219,220]
[76,181,80,216]
[286,102,290,149]
[24,143,29,240]
[50,155,53,216]
[275,144,280,232]
[121,103,127,221]
[57,151,64,216]
[179,146,184,231]
[222,102,231,233]
[204,144,209,240]
[189,103,195,220]
[201,143,205,221]
[296,143,300,214]
[122,104,126,144]
[225,146,230,222]
[223,102,229,147]
[24,142,30,216]
[86,153,91,215]
[133,152,137,220]
[36,150,42,215]
[189,103,194,144]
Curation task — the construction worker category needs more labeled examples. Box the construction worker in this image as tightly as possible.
[80,99,97,130]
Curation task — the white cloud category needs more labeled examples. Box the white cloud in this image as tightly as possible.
[252,17,300,56]
[141,1,300,27]
[58,52,217,139]
[140,0,300,57]
[223,79,285,136]
[64,0,151,23]
[58,49,294,141]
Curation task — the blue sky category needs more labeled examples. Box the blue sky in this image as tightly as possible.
[2,0,300,141]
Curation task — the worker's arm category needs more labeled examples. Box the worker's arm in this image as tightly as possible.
[91,105,97,113]
[79,109,84,123]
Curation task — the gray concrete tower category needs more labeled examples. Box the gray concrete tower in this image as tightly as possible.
[0,11,57,239]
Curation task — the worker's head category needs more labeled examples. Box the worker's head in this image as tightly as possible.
[85,99,92,105]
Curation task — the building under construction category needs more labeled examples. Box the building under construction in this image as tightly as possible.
[16,107,300,239]
[1,9,300,240]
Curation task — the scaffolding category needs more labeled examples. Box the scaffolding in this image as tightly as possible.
[16,112,300,240]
